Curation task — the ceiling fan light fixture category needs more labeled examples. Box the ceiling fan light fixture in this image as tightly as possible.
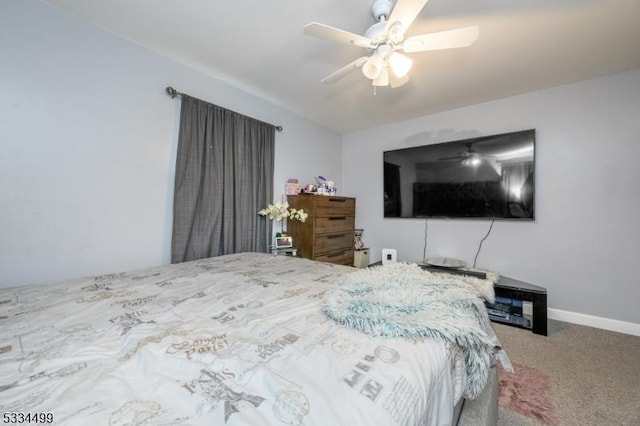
[372,66,389,86]
[462,155,482,167]
[389,73,409,88]
[362,53,384,79]
[388,52,413,78]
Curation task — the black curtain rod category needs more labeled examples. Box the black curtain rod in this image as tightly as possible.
[165,86,283,132]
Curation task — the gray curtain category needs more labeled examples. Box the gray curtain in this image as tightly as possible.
[171,94,275,263]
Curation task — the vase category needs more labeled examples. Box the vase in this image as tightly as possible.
[354,228,364,250]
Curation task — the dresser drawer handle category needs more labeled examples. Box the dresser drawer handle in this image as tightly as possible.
[328,198,346,203]
[328,216,346,221]
[326,234,346,239]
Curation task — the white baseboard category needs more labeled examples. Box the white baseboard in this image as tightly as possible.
[548,308,640,336]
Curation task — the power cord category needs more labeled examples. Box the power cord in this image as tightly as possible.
[473,219,495,268]
[422,218,429,261]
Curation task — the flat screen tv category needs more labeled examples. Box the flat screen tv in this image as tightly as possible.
[383,129,535,220]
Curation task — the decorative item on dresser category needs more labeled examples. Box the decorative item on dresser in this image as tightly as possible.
[287,195,356,265]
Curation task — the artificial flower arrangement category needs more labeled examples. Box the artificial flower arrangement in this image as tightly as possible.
[258,201,307,234]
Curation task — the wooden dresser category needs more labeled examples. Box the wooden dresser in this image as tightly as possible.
[286,195,355,266]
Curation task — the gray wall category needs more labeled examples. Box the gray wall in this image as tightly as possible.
[343,69,640,326]
[0,0,342,287]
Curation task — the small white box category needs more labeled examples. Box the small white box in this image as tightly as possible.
[382,248,397,265]
[354,249,370,268]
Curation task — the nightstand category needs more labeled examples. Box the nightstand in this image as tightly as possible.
[271,247,298,257]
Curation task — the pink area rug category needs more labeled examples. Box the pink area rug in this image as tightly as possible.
[498,362,558,425]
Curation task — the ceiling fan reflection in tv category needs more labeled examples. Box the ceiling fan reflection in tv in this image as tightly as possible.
[383,129,536,220]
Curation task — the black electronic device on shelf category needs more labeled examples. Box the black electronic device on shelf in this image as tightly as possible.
[418,257,487,279]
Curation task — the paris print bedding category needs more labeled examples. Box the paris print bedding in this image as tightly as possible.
[1,253,471,425]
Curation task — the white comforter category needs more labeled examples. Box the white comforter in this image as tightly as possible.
[0,253,468,425]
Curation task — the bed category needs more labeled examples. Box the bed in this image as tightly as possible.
[0,253,500,425]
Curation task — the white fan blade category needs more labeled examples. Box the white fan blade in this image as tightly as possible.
[402,26,479,53]
[385,0,430,40]
[320,57,369,84]
[304,22,373,48]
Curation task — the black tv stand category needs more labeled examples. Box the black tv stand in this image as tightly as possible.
[491,276,547,336]
[371,262,548,336]
[420,265,547,335]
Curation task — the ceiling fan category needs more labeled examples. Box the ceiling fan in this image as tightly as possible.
[439,142,495,167]
[304,0,479,88]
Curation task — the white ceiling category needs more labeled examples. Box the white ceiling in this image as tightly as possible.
[44,0,640,133]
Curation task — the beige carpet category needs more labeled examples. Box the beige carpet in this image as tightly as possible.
[493,320,640,426]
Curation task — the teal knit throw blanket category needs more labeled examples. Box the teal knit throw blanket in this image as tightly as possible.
[322,262,497,399]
